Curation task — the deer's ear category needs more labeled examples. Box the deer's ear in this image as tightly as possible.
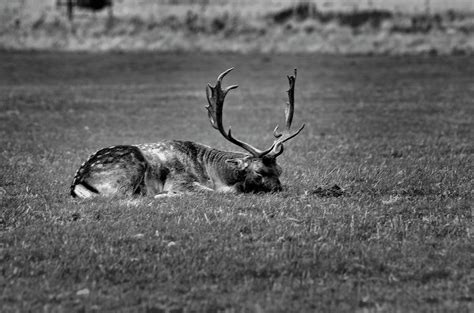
[225,158,249,170]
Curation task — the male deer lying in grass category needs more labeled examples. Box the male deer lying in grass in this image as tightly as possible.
[71,68,304,198]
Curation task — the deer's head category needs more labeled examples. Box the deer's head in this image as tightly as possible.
[206,68,305,193]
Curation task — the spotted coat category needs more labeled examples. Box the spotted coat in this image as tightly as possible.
[70,140,283,198]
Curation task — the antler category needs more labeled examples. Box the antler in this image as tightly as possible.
[267,69,305,157]
[205,68,304,158]
[206,68,270,157]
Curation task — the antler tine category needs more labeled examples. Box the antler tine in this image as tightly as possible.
[205,68,267,157]
[205,68,238,130]
[285,69,296,129]
[269,69,305,158]
[217,67,234,81]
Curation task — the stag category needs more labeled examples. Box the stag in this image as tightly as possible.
[71,68,305,198]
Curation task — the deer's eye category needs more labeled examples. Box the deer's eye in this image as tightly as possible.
[255,169,265,176]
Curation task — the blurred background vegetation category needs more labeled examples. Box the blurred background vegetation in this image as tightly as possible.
[1,0,473,54]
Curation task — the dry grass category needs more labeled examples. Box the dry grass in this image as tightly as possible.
[0,51,473,312]
[1,1,474,54]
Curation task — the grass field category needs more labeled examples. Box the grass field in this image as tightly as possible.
[0,51,473,312]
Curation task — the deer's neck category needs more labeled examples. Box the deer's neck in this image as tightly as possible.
[194,142,247,188]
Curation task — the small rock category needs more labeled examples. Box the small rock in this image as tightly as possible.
[76,288,90,296]
[382,195,401,205]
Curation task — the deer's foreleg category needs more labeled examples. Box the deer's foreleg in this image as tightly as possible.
[153,179,214,199]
